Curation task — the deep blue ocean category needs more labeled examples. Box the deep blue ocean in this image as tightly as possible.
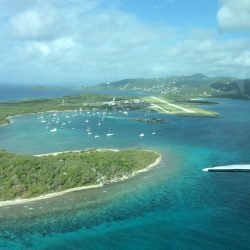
[0,87,249,249]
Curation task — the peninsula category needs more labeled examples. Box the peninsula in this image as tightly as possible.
[0,149,160,205]
[0,92,219,127]
[0,93,133,125]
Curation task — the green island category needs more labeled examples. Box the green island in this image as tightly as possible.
[0,149,160,202]
[135,117,168,123]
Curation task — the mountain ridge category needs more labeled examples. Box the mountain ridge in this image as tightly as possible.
[93,74,249,99]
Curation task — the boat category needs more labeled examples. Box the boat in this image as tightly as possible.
[139,133,144,137]
[106,127,114,136]
[152,127,156,135]
[87,127,92,135]
[50,128,57,132]
[94,135,100,138]
[98,117,101,126]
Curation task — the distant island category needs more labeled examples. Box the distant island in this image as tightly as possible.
[33,86,79,90]
[90,74,250,100]
[0,149,160,205]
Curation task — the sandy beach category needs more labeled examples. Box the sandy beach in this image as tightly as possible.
[0,150,161,207]
[35,148,119,157]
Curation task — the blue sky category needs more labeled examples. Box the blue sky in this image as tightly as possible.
[119,0,219,28]
[0,0,250,85]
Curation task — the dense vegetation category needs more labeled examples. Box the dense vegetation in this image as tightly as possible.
[0,149,159,201]
[0,93,133,125]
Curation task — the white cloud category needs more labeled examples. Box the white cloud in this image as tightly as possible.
[217,0,250,31]
[0,0,250,84]
[8,3,64,40]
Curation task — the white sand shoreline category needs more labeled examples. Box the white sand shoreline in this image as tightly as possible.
[35,148,119,157]
[0,150,161,207]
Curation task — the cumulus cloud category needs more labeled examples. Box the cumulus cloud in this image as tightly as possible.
[9,8,60,40]
[0,0,250,84]
[217,0,250,31]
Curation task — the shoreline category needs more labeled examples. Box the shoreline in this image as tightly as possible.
[0,109,92,127]
[0,150,161,207]
[35,148,119,157]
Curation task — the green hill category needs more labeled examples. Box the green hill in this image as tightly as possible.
[95,74,250,99]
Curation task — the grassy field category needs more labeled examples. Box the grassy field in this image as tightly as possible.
[143,96,219,117]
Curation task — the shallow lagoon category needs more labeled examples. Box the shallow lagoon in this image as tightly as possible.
[0,99,250,249]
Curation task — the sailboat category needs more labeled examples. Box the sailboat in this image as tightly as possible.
[87,127,92,135]
[106,127,114,136]
[152,127,156,135]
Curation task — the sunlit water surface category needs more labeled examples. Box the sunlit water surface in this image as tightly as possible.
[0,99,249,249]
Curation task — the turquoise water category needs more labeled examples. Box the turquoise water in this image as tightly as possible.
[0,99,250,249]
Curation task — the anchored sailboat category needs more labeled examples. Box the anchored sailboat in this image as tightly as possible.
[87,127,92,135]
[106,127,114,136]
[152,127,156,135]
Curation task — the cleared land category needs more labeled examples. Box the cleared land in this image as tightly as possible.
[143,96,219,117]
